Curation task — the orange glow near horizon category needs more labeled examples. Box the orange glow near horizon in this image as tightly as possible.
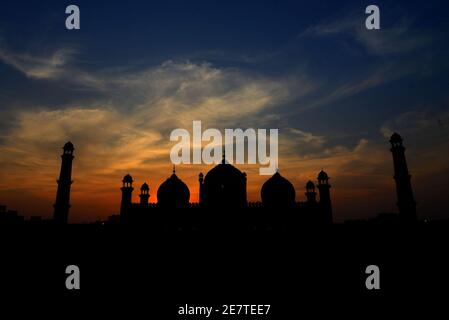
[0,146,398,223]
[1,108,448,223]
[1,139,448,223]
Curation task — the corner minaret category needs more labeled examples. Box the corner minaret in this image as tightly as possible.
[53,141,75,224]
[120,174,134,218]
[317,170,333,224]
[389,133,417,222]
[305,180,317,203]
[139,182,150,207]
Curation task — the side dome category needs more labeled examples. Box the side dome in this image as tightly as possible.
[202,161,247,208]
[261,172,296,208]
[157,172,190,208]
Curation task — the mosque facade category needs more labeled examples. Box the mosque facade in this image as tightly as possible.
[18,132,413,227]
[118,155,334,225]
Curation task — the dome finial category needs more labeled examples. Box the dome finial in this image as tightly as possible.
[222,145,226,164]
[173,164,176,174]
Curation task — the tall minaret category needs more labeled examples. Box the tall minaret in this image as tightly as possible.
[317,170,333,224]
[53,141,75,224]
[389,133,417,222]
[120,174,134,218]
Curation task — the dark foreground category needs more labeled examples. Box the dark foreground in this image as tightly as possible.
[1,219,448,316]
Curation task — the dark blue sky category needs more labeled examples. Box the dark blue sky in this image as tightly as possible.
[1,1,448,121]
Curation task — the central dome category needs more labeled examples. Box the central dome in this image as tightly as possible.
[261,171,296,208]
[157,172,190,208]
[202,161,247,208]
[205,162,245,183]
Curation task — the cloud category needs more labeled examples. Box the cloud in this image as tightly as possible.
[0,108,161,188]
[300,14,431,56]
[300,16,356,38]
[293,62,415,113]
[379,109,449,176]
[0,107,169,221]
[0,59,309,221]
[1,54,422,222]
[299,66,391,111]
[0,55,393,223]
[281,127,374,162]
[380,109,449,139]
[0,45,311,123]
[0,45,105,89]
[0,47,74,79]
[274,133,397,221]
[355,21,432,55]
[105,60,313,130]
[286,128,326,147]
[0,59,303,162]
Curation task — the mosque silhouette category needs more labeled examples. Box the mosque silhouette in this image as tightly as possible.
[115,160,333,227]
[39,132,417,228]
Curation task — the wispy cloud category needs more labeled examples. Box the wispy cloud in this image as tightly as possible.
[0,58,310,221]
[300,14,431,56]
[0,54,395,222]
[286,128,326,147]
[116,61,313,129]
[380,109,449,137]
[0,47,74,79]
[0,45,104,89]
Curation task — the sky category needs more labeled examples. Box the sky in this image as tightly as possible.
[0,0,448,222]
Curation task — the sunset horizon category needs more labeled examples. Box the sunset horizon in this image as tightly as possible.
[0,131,443,223]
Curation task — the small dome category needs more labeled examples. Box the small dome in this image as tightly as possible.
[157,173,190,208]
[261,172,296,208]
[63,141,74,151]
[141,182,149,191]
[306,180,315,189]
[390,132,403,143]
[123,174,133,183]
[317,170,329,181]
